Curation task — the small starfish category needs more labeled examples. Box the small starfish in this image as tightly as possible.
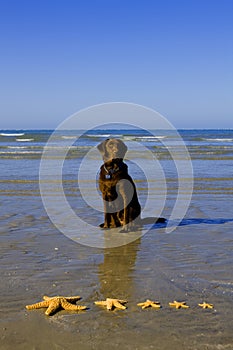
[94,298,127,310]
[169,301,190,309]
[198,302,214,309]
[26,295,87,316]
[137,299,161,309]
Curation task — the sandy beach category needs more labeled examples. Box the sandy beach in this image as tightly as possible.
[1,129,233,349]
[1,194,233,349]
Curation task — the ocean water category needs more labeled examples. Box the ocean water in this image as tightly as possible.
[1,128,233,197]
[1,129,233,349]
[0,129,232,225]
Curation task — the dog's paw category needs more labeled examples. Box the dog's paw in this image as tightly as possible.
[119,228,128,233]
[119,225,131,233]
[99,223,109,229]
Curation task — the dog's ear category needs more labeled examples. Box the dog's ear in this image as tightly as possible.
[97,139,109,155]
[118,139,128,158]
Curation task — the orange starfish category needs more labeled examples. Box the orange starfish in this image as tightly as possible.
[169,301,190,309]
[26,295,87,316]
[198,302,214,309]
[94,298,127,310]
[137,299,161,309]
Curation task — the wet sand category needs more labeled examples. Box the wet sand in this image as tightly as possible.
[1,192,233,350]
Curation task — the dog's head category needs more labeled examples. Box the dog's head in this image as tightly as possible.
[97,138,128,162]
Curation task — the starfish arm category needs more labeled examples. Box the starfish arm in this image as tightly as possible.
[43,295,80,301]
[106,299,114,310]
[26,300,50,310]
[112,300,126,310]
[137,303,148,308]
[137,302,145,307]
[60,298,87,311]
[45,299,60,316]
[179,302,189,309]
[151,302,161,309]
[137,300,151,308]
[63,296,81,302]
[95,300,107,306]
[76,305,87,310]
[169,302,177,308]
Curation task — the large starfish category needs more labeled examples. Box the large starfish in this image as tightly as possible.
[94,298,127,310]
[198,302,214,309]
[137,299,161,309]
[169,301,190,309]
[26,295,87,316]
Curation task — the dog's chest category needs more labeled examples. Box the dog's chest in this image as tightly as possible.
[100,174,119,188]
[104,173,112,180]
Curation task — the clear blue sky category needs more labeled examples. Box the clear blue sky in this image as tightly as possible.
[0,0,232,129]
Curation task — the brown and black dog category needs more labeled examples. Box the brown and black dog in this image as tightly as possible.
[97,138,141,231]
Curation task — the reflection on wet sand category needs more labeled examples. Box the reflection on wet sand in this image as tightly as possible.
[98,234,141,300]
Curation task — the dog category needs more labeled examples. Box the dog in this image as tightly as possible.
[97,138,141,231]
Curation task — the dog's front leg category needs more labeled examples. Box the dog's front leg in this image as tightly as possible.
[108,201,121,228]
[118,186,131,232]
[119,210,130,233]
[105,201,113,228]
[99,199,111,229]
